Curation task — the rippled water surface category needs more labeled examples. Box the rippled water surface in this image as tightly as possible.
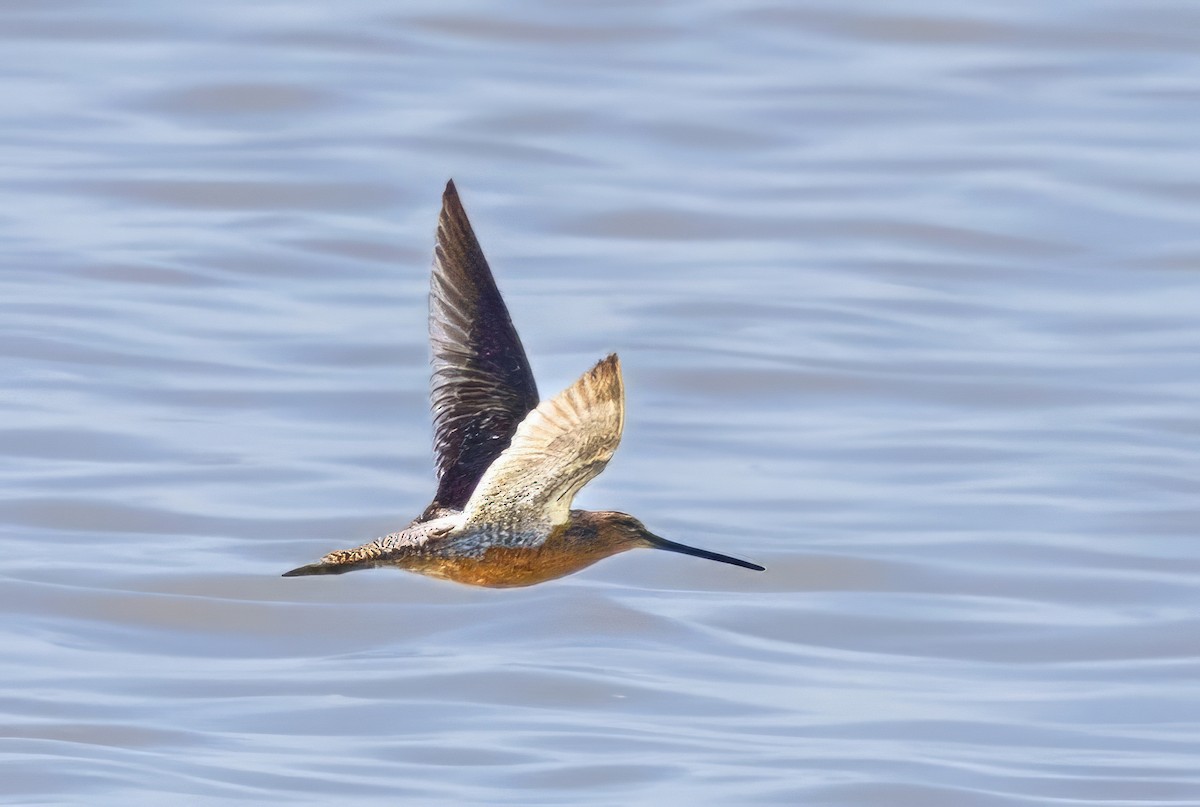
[4,1,1200,804]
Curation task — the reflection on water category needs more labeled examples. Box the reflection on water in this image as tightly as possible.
[3,1,1200,804]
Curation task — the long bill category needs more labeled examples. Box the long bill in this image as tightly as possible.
[643,534,765,571]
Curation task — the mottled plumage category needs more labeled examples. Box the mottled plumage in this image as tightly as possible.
[283,181,764,587]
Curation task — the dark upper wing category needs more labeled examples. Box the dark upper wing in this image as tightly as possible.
[426,179,539,512]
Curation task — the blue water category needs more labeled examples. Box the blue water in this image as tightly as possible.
[3,1,1200,804]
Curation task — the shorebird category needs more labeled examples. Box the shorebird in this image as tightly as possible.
[283,181,764,587]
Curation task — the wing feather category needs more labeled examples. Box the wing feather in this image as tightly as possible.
[427,180,539,512]
[462,354,624,531]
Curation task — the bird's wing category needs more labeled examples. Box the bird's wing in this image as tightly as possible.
[427,180,539,512]
[462,354,624,531]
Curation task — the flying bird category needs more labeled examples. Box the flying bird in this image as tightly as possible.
[283,181,764,587]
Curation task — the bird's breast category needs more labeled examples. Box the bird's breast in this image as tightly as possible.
[406,523,627,588]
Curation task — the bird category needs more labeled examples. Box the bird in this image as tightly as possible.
[282,180,765,587]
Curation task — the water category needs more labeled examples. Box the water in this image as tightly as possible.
[3,1,1200,804]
